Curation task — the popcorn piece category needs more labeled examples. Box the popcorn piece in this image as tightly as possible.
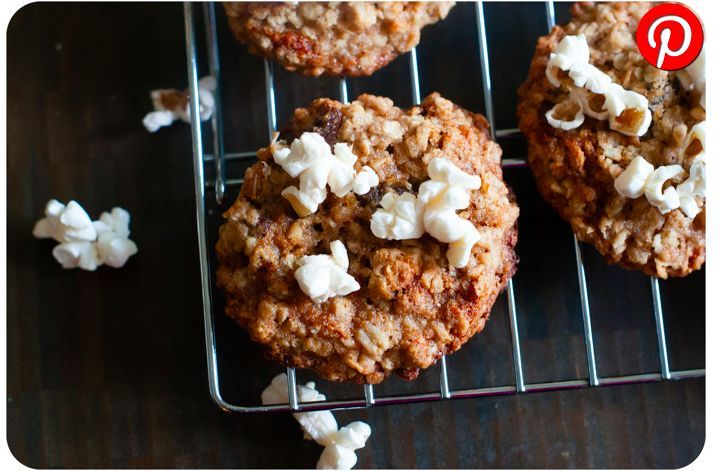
[604,84,652,137]
[96,233,138,268]
[322,421,372,449]
[33,200,97,243]
[644,165,683,214]
[294,240,360,303]
[328,143,358,197]
[317,444,358,470]
[142,110,175,133]
[545,98,585,131]
[570,88,609,120]
[52,241,101,271]
[370,192,424,240]
[352,166,379,195]
[143,76,216,132]
[568,63,613,94]
[546,33,590,87]
[417,158,482,268]
[273,133,379,217]
[675,122,706,218]
[614,156,655,198]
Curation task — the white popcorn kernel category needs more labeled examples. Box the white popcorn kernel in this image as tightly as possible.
[296,411,339,446]
[644,165,684,214]
[33,200,97,243]
[328,144,358,197]
[370,192,424,240]
[426,158,481,190]
[324,422,371,449]
[274,132,331,178]
[260,373,290,405]
[294,240,360,303]
[546,34,590,87]
[97,207,132,238]
[282,186,328,217]
[678,195,700,219]
[570,87,609,120]
[52,241,101,271]
[446,225,482,269]
[568,63,613,94]
[604,84,652,137]
[545,99,585,131]
[614,156,655,198]
[142,110,175,133]
[317,444,358,470]
[414,158,482,268]
[96,233,139,268]
[143,76,216,132]
[273,133,375,217]
[352,166,379,195]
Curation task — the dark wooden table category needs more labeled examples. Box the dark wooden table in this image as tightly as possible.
[7,2,704,468]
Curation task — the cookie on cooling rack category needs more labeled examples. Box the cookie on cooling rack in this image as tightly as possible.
[216,93,519,384]
[517,2,705,278]
[223,1,454,77]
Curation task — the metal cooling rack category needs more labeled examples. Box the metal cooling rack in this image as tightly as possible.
[184,1,705,414]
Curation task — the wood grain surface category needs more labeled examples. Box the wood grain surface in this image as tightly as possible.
[6,2,705,468]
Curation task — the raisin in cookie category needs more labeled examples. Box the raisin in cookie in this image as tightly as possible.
[223,1,454,77]
[517,2,705,278]
[216,93,519,384]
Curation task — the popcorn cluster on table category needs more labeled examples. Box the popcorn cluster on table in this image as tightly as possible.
[142,75,216,133]
[261,373,372,470]
[371,158,483,268]
[33,199,138,270]
[272,132,379,217]
[614,122,706,217]
[545,34,652,137]
[294,240,361,304]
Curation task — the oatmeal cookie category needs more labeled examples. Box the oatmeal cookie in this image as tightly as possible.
[216,93,519,383]
[223,2,454,77]
[517,2,705,278]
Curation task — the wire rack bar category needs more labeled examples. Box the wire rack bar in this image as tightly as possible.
[264,59,277,138]
[202,2,226,204]
[475,0,526,393]
[214,368,705,414]
[184,2,227,410]
[186,2,704,414]
[545,0,556,30]
[573,234,599,386]
[651,277,672,379]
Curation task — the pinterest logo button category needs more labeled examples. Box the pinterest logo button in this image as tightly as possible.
[636,3,704,71]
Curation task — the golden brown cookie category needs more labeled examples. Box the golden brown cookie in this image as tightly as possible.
[223,1,454,77]
[517,2,705,278]
[216,93,519,383]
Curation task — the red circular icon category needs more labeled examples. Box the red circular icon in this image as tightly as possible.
[636,3,704,71]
